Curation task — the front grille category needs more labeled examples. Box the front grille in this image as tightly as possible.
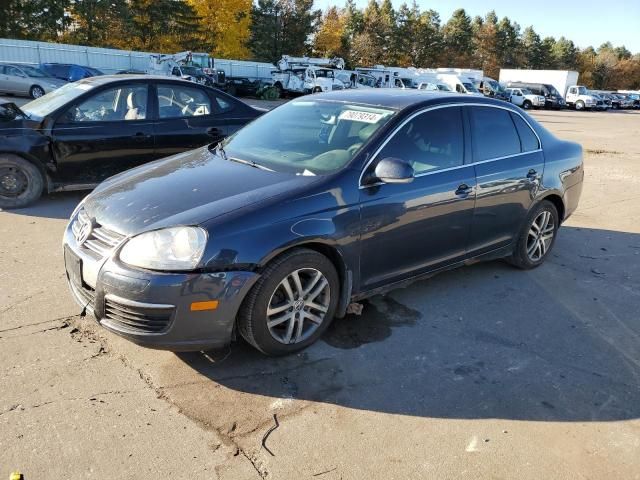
[103,295,174,334]
[72,209,125,260]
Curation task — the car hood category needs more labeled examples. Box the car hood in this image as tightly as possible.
[83,147,320,236]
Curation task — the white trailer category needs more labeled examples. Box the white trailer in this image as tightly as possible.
[355,66,414,89]
[499,69,579,99]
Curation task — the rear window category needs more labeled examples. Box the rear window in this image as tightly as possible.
[510,113,540,152]
[470,106,521,161]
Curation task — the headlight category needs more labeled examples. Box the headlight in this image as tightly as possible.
[120,226,207,271]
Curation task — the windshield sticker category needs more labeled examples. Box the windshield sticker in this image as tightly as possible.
[339,110,384,124]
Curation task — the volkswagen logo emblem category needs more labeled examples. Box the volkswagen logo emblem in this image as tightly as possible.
[75,215,93,246]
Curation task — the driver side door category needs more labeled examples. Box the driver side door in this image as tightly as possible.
[358,106,476,291]
[52,83,155,184]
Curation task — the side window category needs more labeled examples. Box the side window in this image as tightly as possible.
[61,85,148,122]
[376,107,464,174]
[212,94,233,112]
[7,67,22,77]
[510,112,540,152]
[171,67,181,76]
[157,85,211,118]
[456,84,464,93]
[470,106,521,161]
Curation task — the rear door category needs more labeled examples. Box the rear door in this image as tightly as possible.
[466,105,544,255]
[153,82,231,157]
[51,82,155,184]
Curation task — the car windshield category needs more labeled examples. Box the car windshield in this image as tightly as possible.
[437,84,451,91]
[219,100,396,175]
[463,82,479,93]
[315,69,334,78]
[21,82,95,118]
[20,66,49,78]
[521,88,533,95]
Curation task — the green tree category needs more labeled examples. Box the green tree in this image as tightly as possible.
[442,8,474,66]
[128,0,202,51]
[552,37,578,69]
[496,17,522,68]
[64,0,132,48]
[472,10,500,77]
[521,26,545,69]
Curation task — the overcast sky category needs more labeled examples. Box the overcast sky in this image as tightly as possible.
[314,0,640,53]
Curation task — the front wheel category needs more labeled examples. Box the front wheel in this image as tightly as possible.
[0,154,45,208]
[238,249,339,355]
[522,100,532,110]
[508,200,559,270]
[30,85,45,99]
[312,86,322,93]
[575,100,585,111]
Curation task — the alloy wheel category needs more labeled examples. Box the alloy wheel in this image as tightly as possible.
[266,268,330,345]
[526,210,555,262]
[32,86,45,98]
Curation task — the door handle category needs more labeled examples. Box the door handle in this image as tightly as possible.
[131,132,151,141]
[455,184,472,196]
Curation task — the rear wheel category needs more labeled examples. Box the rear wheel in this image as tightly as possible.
[237,248,339,355]
[0,154,44,209]
[508,200,559,270]
[29,85,45,99]
[312,86,322,93]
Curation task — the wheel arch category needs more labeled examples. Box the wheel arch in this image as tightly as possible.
[538,192,565,223]
[257,240,352,318]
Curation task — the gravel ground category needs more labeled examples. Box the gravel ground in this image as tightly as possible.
[1,94,639,479]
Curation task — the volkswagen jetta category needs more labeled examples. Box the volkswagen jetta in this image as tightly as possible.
[63,90,583,355]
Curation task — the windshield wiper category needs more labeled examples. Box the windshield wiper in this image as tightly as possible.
[228,157,275,172]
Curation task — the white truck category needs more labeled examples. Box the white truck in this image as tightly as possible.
[355,66,414,89]
[499,69,577,108]
[505,87,546,109]
[565,85,601,110]
[271,56,346,96]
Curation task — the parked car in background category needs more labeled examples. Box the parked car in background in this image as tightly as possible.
[504,81,565,109]
[40,63,104,82]
[62,90,583,355]
[505,87,545,109]
[170,65,215,86]
[0,75,262,208]
[591,93,609,111]
[0,63,67,98]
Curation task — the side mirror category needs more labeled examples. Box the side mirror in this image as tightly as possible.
[373,157,414,184]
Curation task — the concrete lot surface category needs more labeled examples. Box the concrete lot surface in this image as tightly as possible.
[1,99,639,478]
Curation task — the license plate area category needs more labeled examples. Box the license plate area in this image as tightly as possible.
[64,246,83,287]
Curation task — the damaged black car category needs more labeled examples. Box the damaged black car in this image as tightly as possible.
[0,75,262,208]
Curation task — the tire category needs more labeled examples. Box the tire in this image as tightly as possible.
[522,100,532,110]
[0,154,44,209]
[237,248,340,356]
[313,87,322,93]
[507,200,559,270]
[29,85,45,99]
[274,82,284,98]
[575,100,585,111]
[226,84,237,97]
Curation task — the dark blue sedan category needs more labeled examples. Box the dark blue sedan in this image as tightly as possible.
[63,90,584,355]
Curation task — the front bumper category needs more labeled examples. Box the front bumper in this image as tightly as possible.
[63,221,260,351]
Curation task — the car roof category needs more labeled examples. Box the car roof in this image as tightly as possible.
[70,74,204,86]
[306,89,510,111]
